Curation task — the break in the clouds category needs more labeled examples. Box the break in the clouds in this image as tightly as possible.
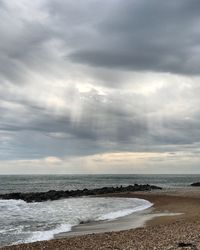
[0,0,200,173]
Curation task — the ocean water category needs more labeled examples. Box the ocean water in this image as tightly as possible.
[0,197,152,247]
[0,174,199,247]
[0,174,199,194]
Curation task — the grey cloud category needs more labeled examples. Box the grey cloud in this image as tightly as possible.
[0,1,60,85]
[1,83,200,160]
[0,85,150,159]
[69,0,200,75]
[1,0,200,88]
[0,0,200,165]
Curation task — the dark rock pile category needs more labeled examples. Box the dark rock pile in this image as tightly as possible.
[191,182,200,187]
[0,184,162,203]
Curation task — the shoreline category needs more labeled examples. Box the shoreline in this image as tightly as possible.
[2,188,200,249]
[55,195,182,239]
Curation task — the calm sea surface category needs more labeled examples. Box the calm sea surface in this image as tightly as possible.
[0,174,199,194]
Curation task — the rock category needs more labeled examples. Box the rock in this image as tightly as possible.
[191,182,200,186]
[177,242,196,248]
[0,184,162,203]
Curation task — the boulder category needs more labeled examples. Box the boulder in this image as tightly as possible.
[191,182,200,186]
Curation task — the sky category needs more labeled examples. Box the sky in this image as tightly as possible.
[1,0,200,174]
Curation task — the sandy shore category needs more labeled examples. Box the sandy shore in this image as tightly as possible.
[2,188,200,250]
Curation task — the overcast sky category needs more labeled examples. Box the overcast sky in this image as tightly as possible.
[1,0,200,174]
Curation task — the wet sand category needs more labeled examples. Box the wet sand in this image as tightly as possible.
[2,188,200,250]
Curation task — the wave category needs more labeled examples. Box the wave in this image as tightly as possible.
[0,225,24,235]
[27,199,152,244]
[98,199,153,221]
[1,197,153,246]
[0,199,26,207]
[18,224,72,245]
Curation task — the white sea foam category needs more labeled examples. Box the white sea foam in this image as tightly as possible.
[0,197,153,247]
[0,199,26,207]
[25,224,72,243]
[99,199,153,221]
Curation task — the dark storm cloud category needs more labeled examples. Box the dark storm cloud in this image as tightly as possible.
[0,1,60,86]
[1,0,200,87]
[69,0,200,75]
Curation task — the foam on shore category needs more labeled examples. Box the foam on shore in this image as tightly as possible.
[0,197,153,247]
[99,198,152,220]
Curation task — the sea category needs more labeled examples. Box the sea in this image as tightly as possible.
[0,174,199,247]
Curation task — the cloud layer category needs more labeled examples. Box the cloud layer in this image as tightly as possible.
[0,0,200,173]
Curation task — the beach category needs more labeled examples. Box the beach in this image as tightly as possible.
[2,188,200,250]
